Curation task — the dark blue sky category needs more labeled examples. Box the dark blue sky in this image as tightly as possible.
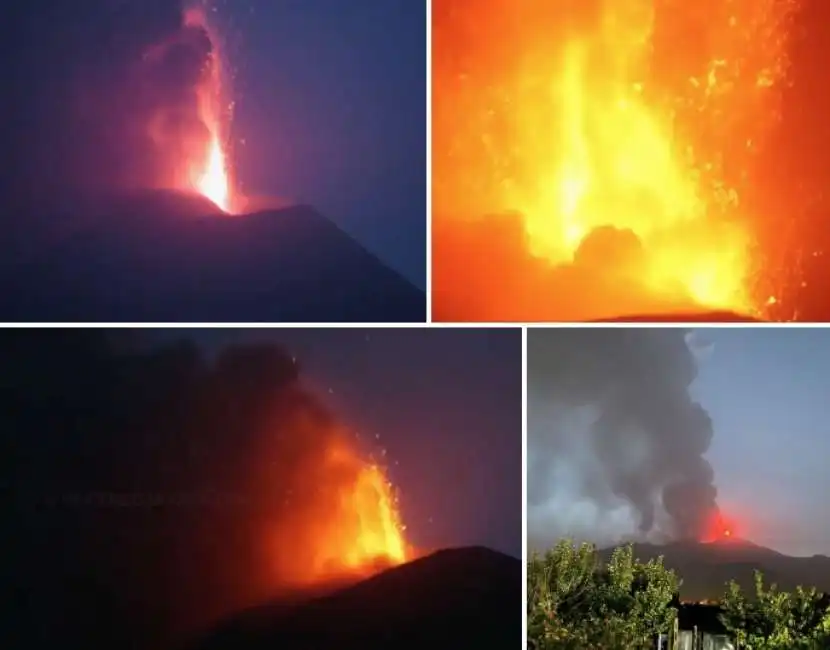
[158,327,523,558]
[225,0,426,286]
[692,328,830,557]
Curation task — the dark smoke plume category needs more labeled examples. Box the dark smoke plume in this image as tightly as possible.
[3,330,375,650]
[527,328,717,548]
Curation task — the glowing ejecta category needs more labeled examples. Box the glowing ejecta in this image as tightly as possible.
[195,132,230,211]
[184,5,233,213]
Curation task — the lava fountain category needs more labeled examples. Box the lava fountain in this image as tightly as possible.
[267,420,410,587]
[312,439,409,577]
[143,3,236,212]
[433,0,798,319]
[182,5,233,212]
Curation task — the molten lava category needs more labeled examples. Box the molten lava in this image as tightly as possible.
[433,0,797,319]
[313,439,409,576]
[269,425,410,587]
[183,6,233,212]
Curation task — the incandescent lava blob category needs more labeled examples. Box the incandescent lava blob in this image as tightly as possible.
[433,0,799,320]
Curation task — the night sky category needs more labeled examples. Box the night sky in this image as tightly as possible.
[0,0,426,288]
[225,0,426,286]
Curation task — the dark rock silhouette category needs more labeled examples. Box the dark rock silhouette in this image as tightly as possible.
[0,191,425,322]
[600,539,830,601]
[597,311,759,322]
[186,546,521,650]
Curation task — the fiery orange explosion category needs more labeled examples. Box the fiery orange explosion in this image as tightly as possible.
[182,6,234,212]
[311,439,409,576]
[267,421,409,587]
[143,4,236,212]
[433,0,798,320]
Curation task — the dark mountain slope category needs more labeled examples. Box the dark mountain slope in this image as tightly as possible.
[599,539,830,601]
[0,190,425,322]
[187,546,521,650]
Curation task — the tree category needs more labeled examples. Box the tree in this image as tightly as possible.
[719,570,830,649]
[527,540,679,649]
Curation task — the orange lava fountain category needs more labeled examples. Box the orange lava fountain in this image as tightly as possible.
[314,439,409,575]
[183,5,233,212]
[433,0,798,319]
[270,424,410,587]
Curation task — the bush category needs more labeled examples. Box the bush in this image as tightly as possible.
[527,539,830,650]
[719,571,830,650]
[527,540,679,649]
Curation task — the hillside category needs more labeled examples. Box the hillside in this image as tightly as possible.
[0,190,425,322]
[599,538,830,601]
[186,546,520,650]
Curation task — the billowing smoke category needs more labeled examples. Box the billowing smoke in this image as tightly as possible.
[527,328,717,550]
[4,330,402,650]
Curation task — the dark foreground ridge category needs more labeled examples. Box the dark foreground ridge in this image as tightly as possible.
[186,546,520,650]
[0,190,425,322]
[596,311,761,323]
[599,539,830,601]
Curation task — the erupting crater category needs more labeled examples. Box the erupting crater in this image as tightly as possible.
[433,0,798,321]
[144,3,238,214]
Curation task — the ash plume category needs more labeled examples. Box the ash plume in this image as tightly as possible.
[3,330,392,650]
[527,328,717,549]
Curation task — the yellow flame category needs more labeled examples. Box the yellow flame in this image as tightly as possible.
[432,0,798,317]
[194,132,230,212]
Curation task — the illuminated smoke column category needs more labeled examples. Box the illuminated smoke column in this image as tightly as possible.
[142,2,235,212]
[182,5,232,211]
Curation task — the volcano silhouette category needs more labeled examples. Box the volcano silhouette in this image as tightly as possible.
[599,539,830,601]
[0,190,425,322]
[186,546,520,650]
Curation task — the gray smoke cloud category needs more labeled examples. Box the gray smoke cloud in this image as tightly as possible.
[527,328,717,550]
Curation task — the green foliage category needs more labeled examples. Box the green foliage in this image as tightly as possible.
[719,570,830,650]
[528,541,830,650]
[527,539,679,649]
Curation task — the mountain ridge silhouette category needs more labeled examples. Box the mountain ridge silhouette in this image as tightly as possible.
[185,546,520,650]
[599,539,830,601]
[0,190,425,322]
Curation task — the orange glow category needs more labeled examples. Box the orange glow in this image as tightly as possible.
[183,6,233,212]
[268,421,409,587]
[703,510,739,542]
[432,0,798,320]
[315,440,408,574]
